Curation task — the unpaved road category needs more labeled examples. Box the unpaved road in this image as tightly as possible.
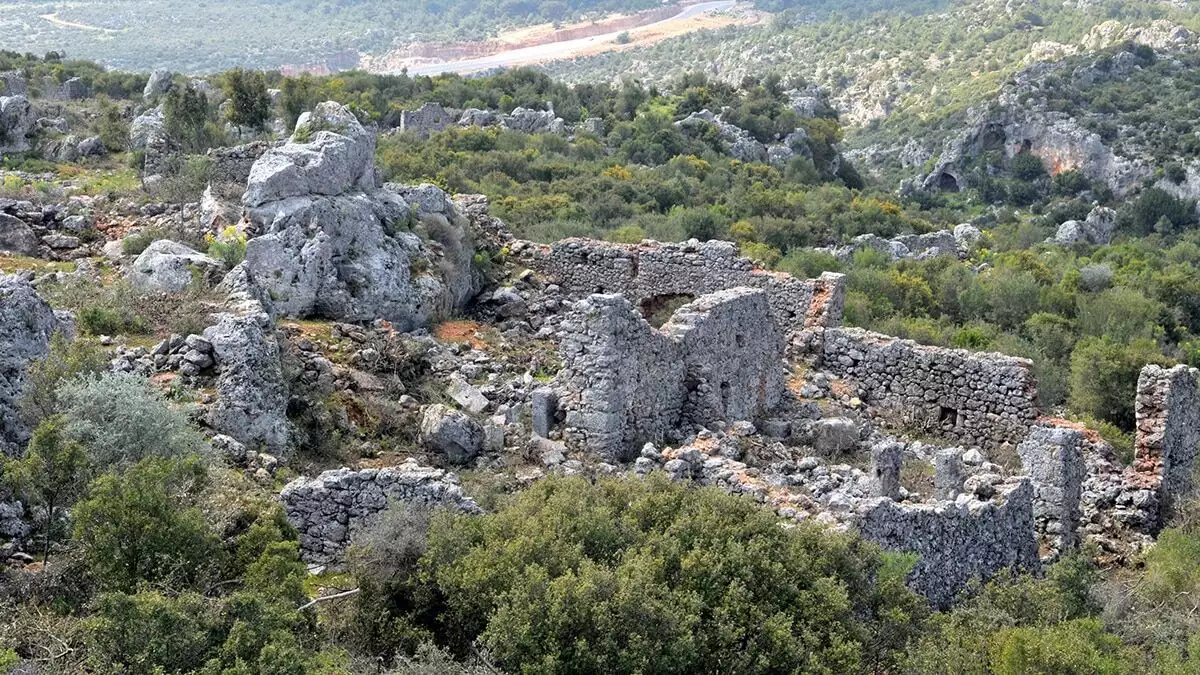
[400,0,738,76]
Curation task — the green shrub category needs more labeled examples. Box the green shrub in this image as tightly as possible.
[1068,336,1167,430]
[58,372,204,469]
[414,475,927,673]
[77,306,151,336]
[121,229,164,255]
[73,456,219,591]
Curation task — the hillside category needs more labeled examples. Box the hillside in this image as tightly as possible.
[2,11,1200,675]
[0,0,663,73]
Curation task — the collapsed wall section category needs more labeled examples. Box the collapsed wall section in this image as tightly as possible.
[280,461,481,565]
[821,328,1039,448]
[858,479,1040,608]
[527,238,846,332]
[556,288,785,461]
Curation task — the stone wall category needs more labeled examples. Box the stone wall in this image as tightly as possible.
[820,328,1039,448]
[280,461,481,564]
[1134,364,1200,507]
[556,288,785,461]
[858,478,1040,608]
[1018,425,1085,560]
[526,238,846,333]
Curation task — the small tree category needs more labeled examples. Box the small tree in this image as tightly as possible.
[223,68,272,133]
[96,97,129,152]
[164,82,214,153]
[2,415,89,561]
[73,456,219,591]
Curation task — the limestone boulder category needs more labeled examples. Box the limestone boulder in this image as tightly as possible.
[0,96,35,153]
[0,213,38,255]
[812,417,860,455]
[143,69,173,100]
[129,240,226,293]
[204,314,290,453]
[419,404,483,464]
[0,276,64,454]
[242,102,375,207]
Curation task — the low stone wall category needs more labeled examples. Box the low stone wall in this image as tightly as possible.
[526,238,845,332]
[557,288,785,461]
[280,461,481,564]
[858,479,1039,608]
[820,328,1039,448]
[1134,364,1200,507]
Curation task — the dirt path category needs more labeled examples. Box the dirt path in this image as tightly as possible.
[386,1,744,76]
[39,12,117,32]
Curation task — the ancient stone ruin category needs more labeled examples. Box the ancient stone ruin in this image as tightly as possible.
[816,328,1040,448]
[858,479,1039,608]
[280,461,481,565]
[525,238,846,332]
[556,288,785,460]
[1134,364,1200,508]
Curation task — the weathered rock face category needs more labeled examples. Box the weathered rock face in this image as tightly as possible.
[419,404,484,464]
[0,276,64,455]
[0,96,35,153]
[143,69,173,100]
[528,238,845,333]
[0,213,38,255]
[818,327,1039,448]
[128,240,226,293]
[280,461,481,564]
[244,103,376,207]
[241,102,479,330]
[204,314,290,453]
[556,288,785,460]
[858,478,1040,608]
[201,141,271,232]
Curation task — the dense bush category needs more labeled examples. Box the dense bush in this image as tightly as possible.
[347,475,928,672]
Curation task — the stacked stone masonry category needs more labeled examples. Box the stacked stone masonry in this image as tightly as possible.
[1017,426,1085,560]
[858,478,1040,608]
[820,327,1039,448]
[280,461,481,564]
[1134,364,1200,508]
[527,238,846,332]
[556,288,785,461]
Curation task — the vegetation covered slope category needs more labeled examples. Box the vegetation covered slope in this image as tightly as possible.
[0,0,662,73]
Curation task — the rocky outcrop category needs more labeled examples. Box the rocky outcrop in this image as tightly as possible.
[1053,206,1116,246]
[676,109,767,164]
[419,404,484,464]
[400,102,457,138]
[143,69,173,100]
[502,107,566,135]
[280,461,481,565]
[0,276,66,455]
[204,314,290,453]
[241,102,480,330]
[0,96,35,154]
[128,240,226,293]
[201,141,270,232]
